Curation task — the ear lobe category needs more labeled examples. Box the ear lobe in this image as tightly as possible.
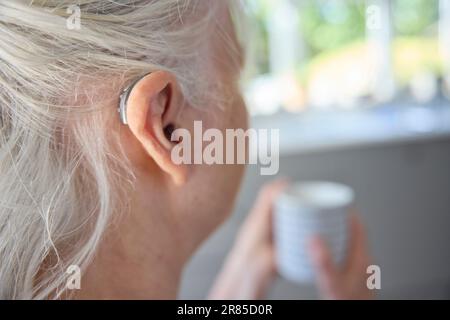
[125,71,188,185]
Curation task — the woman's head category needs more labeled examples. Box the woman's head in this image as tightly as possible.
[0,0,247,299]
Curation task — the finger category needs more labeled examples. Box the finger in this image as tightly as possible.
[236,179,289,245]
[346,214,370,275]
[250,179,289,219]
[308,236,340,299]
[246,179,289,230]
[252,246,277,299]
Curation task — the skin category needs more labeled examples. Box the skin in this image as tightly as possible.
[75,4,373,300]
[209,180,374,300]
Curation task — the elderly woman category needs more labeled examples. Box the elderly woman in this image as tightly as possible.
[0,0,372,299]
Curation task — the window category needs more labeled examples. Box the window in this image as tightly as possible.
[244,0,446,116]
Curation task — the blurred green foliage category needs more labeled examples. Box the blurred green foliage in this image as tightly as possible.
[247,0,440,77]
[393,0,439,35]
[298,0,366,57]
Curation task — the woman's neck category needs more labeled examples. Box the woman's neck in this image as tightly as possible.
[74,188,189,299]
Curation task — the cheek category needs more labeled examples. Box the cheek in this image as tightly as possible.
[228,94,249,131]
[223,96,248,199]
[202,98,248,219]
[237,99,249,131]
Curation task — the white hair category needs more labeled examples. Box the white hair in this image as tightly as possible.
[0,0,240,299]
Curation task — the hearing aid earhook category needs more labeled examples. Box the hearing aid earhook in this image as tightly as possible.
[118,73,152,125]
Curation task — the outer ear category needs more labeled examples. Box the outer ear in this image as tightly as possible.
[125,71,188,185]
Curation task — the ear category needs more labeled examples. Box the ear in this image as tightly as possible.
[125,71,188,185]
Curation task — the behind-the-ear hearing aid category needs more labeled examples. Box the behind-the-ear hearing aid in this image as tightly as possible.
[118,73,152,125]
[118,72,177,143]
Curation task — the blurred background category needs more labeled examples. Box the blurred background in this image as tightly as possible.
[180,0,450,299]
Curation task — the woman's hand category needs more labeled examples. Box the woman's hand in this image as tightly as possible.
[308,214,374,299]
[208,180,374,300]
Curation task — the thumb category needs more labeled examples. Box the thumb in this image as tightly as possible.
[309,236,340,299]
[241,179,289,237]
